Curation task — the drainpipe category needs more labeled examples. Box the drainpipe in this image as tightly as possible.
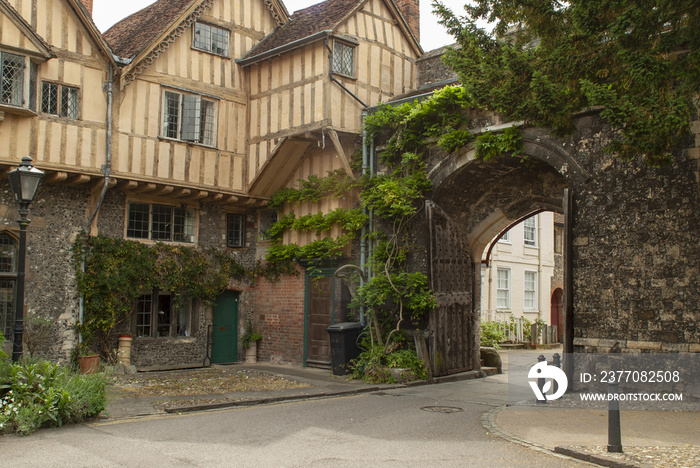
[360,112,368,325]
[86,65,113,232]
[80,65,114,336]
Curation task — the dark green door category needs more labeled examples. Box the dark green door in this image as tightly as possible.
[211,290,238,363]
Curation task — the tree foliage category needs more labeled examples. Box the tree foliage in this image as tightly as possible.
[434,0,700,166]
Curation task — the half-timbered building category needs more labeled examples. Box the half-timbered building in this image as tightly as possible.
[0,0,422,369]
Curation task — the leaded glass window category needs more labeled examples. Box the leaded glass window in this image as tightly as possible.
[193,22,230,57]
[0,234,17,338]
[162,89,217,146]
[126,203,195,243]
[226,213,246,248]
[1,53,25,106]
[41,82,80,119]
[259,210,277,240]
[332,41,355,77]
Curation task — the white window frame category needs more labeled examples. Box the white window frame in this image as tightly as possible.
[192,22,230,57]
[496,268,511,309]
[332,40,355,78]
[498,230,511,243]
[523,215,537,247]
[126,202,197,244]
[161,88,217,147]
[524,270,538,311]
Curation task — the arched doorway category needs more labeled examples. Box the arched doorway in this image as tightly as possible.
[426,135,577,374]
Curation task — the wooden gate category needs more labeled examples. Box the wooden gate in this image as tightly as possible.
[427,202,475,377]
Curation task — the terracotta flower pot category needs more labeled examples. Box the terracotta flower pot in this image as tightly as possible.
[78,354,100,374]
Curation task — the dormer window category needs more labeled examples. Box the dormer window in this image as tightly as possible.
[332,41,355,78]
[192,22,230,57]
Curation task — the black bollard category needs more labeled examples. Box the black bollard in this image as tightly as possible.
[552,353,561,395]
[607,381,623,453]
[537,354,547,403]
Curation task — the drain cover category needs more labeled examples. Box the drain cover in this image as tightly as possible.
[420,406,464,413]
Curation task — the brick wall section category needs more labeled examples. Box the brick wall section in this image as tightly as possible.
[395,0,420,43]
[253,265,306,365]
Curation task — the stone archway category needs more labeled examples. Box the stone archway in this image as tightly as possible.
[425,134,575,368]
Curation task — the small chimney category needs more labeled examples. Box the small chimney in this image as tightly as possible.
[80,0,93,16]
[395,0,419,43]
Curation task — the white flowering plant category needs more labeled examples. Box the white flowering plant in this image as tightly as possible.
[0,337,107,435]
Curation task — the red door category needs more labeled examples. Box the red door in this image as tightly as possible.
[550,289,563,342]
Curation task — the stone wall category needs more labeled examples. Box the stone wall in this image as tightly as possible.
[0,182,88,362]
[0,182,264,368]
[416,47,457,90]
[567,112,699,349]
[95,191,261,369]
[426,109,700,352]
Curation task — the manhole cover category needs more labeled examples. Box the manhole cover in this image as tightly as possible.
[420,406,464,413]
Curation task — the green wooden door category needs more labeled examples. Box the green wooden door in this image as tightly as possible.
[211,290,238,364]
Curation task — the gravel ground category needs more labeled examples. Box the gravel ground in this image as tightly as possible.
[108,367,312,411]
[570,445,700,468]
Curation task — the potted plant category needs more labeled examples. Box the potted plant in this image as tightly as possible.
[241,321,262,364]
[75,342,100,374]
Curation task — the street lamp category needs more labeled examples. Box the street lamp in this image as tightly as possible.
[7,156,44,362]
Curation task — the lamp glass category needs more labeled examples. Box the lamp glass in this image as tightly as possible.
[8,158,44,203]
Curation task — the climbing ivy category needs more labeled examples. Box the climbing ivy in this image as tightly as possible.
[268,169,360,210]
[72,233,248,360]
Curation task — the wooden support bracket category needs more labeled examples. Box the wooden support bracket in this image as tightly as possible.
[66,174,92,185]
[44,172,68,184]
[328,129,354,177]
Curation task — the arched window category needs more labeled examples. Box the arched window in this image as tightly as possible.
[0,233,17,338]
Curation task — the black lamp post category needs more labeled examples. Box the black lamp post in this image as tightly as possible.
[7,156,44,362]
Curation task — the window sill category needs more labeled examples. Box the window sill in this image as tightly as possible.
[191,46,231,59]
[125,236,197,246]
[0,103,37,117]
[133,336,197,343]
[41,113,81,122]
[331,72,357,81]
[158,136,217,150]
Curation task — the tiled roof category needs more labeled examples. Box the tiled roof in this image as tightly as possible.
[244,0,363,60]
[103,0,197,60]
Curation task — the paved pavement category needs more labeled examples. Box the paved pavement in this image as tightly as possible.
[105,351,699,468]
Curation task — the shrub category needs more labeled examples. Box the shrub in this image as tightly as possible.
[350,345,427,383]
[480,321,506,348]
[0,357,107,435]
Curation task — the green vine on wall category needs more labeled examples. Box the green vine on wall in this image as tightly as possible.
[72,233,248,361]
[262,171,365,266]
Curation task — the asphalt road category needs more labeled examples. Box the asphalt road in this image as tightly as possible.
[0,383,586,467]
